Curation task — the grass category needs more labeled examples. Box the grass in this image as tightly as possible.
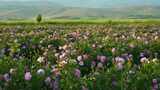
[1,19,160,25]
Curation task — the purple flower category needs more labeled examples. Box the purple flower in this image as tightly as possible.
[53,75,60,90]
[3,73,11,82]
[74,69,81,78]
[21,43,27,49]
[152,79,158,90]
[121,53,130,61]
[140,53,145,58]
[4,47,10,56]
[111,77,117,87]
[24,72,32,81]
[152,79,158,84]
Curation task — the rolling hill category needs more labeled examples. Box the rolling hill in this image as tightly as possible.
[0,1,160,20]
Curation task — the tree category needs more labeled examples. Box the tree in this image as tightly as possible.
[36,14,42,23]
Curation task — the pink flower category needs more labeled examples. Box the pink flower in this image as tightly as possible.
[96,55,101,60]
[112,48,116,53]
[97,55,107,63]
[74,69,81,78]
[152,79,158,90]
[116,63,123,70]
[140,57,149,64]
[100,56,107,63]
[91,61,96,67]
[152,79,158,84]
[24,72,32,81]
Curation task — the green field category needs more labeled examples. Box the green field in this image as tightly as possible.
[0,20,160,90]
[1,19,160,25]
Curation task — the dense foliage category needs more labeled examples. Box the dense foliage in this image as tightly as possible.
[0,22,160,90]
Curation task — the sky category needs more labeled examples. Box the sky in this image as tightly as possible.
[1,0,160,8]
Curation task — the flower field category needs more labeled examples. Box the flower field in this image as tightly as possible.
[0,21,160,90]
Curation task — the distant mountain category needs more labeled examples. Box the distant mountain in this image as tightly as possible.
[0,1,160,20]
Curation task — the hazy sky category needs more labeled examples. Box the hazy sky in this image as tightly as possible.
[1,0,160,8]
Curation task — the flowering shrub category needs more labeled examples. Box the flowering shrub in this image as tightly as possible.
[0,22,160,90]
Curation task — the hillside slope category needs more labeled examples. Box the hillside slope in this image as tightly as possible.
[0,1,160,20]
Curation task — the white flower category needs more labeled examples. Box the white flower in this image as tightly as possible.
[61,52,66,57]
[40,40,43,44]
[154,36,158,40]
[122,35,125,38]
[129,70,135,74]
[65,50,70,54]
[37,56,45,63]
[61,60,67,64]
[137,36,141,40]
[62,45,68,50]
[55,53,59,57]
[77,56,83,61]
[9,68,16,74]
[59,55,64,59]
[59,46,62,50]
[37,69,45,75]
[152,58,158,63]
